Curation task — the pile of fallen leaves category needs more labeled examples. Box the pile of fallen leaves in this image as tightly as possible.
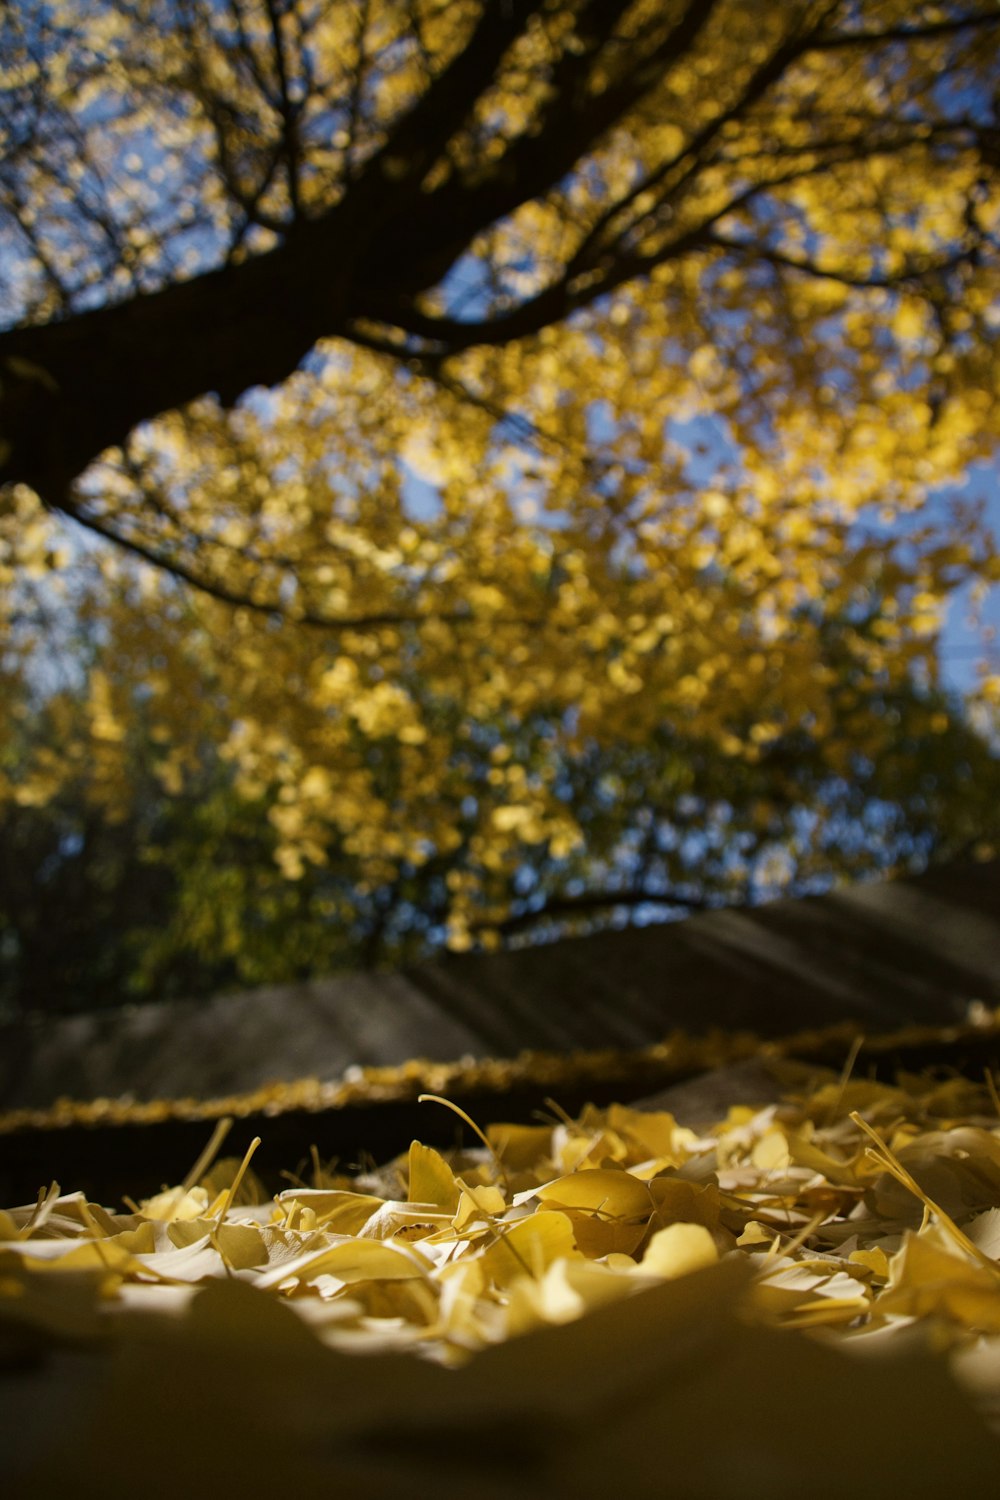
[7,1062,1000,1493]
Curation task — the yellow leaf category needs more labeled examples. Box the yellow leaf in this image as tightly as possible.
[636,1222,718,1280]
[407,1141,462,1213]
[877,1228,1000,1331]
[649,1177,722,1233]
[531,1169,653,1220]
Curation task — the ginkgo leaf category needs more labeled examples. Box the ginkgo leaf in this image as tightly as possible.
[877,1228,1000,1332]
[636,1222,718,1280]
[357,1199,454,1241]
[252,1235,431,1291]
[478,1210,581,1289]
[538,1205,648,1260]
[505,1255,641,1336]
[407,1140,463,1213]
[274,1188,388,1235]
[487,1123,557,1174]
[966,1208,1000,1261]
[648,1176,723,1233]
[604,1104,689,1164]
[526,1169,653,1219]
[138,1186,211,1222]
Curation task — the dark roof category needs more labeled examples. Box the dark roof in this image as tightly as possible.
[1,858,998,1114]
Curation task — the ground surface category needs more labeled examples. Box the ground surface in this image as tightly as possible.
[6,1045,1000,1494]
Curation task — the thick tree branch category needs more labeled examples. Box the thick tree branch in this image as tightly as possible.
[348,0,543,219]
[0,1,546,509]
[368,0,721,298]
[0,235,353,506]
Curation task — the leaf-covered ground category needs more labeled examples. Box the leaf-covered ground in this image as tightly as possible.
[6,1057,1000,1493]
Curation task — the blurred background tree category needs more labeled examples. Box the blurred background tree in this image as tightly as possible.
[1,1,999,1015]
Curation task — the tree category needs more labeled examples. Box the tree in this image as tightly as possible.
[3,640,999,1017]
[1,0,999,978]
[3,2,999,525]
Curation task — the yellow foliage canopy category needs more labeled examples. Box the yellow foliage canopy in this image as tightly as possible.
[0,1,998,949]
